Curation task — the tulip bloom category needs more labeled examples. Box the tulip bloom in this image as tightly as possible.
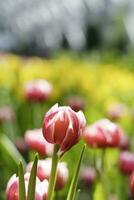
[25,128,53,156]
[6,173,48,200]
[42,104,86,154]
[26,159,69,190]
[84,119,120,148]
[118,151,134,174]
[24,79,52,102]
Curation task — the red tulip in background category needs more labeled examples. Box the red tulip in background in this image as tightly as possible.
[24,79,52,102]
[84,118,121,148]
[25,128,53,156]
[80,166,96,186]
[66,95,85,112]
[119,151,134,174]
[26,158,69,190]
[42,103,86,154]
[6,173,48,200]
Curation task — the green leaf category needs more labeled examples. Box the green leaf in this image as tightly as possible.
[67,144,86,200]
[27,153,38,200]
[18,161,26,200]
[0,134,26,167]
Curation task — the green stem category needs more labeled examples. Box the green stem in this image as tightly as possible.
[101,149,106,174]
[46,144,59,200]
[101,148,107,200]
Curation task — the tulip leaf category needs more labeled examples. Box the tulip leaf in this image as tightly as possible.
[18,161,26,200]
[0,134,26,167]
[67,144,86,200]
[27,153,38,200]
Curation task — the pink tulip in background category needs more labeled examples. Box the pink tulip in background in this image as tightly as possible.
[80,166,96,186]
[26,158,69,190]
[24,79,52,102]
[106,104,127,121]
[119,151,134,174]
[66,95,85,112]
[84,118,121,148]
[25,128,53,156]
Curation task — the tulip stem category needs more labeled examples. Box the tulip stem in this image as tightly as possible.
[101,149,106,173]
[101,149,108,200]
[46,144,59,200]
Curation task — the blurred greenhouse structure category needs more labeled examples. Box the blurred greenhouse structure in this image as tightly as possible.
[0,0,134,55]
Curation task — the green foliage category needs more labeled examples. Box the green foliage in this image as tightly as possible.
[27,154,38,200]
[67,145,86,200]
[18,161,26,200]
[0,134,26,167]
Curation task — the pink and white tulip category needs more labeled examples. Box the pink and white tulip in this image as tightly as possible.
[6,173,48,200]
[42,104,86,154]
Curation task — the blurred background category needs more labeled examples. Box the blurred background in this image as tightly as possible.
[0,0,134,55]
[0,1,134,200]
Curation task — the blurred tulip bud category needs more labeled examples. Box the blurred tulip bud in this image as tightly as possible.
[25,128,53,156]
[106,104,126,121]
[129,171,134,199]
[6,173,48,200]
[80,166,96,186]
[42,104,86,154]
[84,119,120,148]
[24,79,53,102]
[66,95,85,112]
[0,106,15,123]
[26,158,69,190]
[118,131,130,151]
[119,151,134,174]
[15,137,29,156]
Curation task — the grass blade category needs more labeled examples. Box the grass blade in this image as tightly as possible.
[27,153,38,200]
[67,144,86,200]
[18,161,26,200]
